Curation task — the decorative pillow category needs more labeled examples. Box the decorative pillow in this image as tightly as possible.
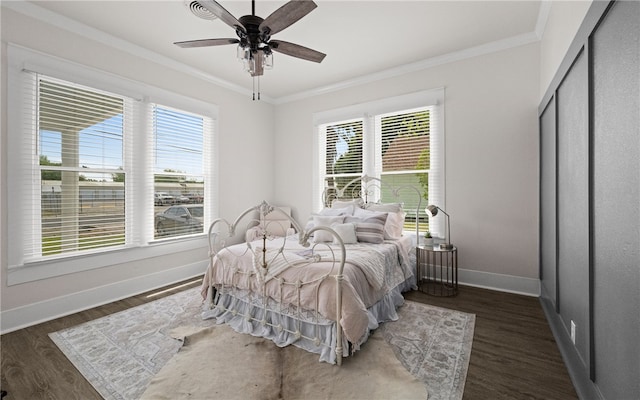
[319,206,352,216]
[259,206,292,237]
[356,205,405,239]
[345,213,387,244]
[312,215,345,242]
[331,198,363,213]
[365,202,403,213]
[331,222,358,245]
[382,211,406,239]
[260,219,290,237]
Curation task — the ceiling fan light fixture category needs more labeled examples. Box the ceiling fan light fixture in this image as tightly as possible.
[237,46,273,75]
[263,51,273,70]
[237,45,249,63]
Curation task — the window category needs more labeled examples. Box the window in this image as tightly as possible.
[314,89,445,237]
[7,44,217,281]
[31,76,129,259]
[152,106,207,239]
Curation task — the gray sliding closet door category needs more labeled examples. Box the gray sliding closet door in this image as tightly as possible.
[538,1,640,397]
[539,99,556,307]
[591,1,640,397]
[556,49,590,369]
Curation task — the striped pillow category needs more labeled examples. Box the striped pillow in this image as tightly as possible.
[346,213,387,244]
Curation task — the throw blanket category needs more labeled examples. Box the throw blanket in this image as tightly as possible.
[312,245,386,291]
[252,247,311,284]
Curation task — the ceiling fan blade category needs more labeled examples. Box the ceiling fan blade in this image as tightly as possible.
[196,0,245,33]
[270,40,326,63]
[174,38,239,48]
[259,0,317,36]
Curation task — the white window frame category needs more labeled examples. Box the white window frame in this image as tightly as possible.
[6,44,218,285]
[312,89,446,237]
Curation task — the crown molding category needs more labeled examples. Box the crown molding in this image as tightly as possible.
[535,0,553,39]
[275,30,540,105]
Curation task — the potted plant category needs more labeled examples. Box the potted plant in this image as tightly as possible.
[423,231,434,245]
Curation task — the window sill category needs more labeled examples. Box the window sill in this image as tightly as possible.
[7,234,208,286]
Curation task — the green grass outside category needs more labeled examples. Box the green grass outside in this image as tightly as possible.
[42,234,125,256]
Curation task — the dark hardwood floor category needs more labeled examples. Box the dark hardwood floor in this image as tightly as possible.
[405,287,578,400]
[1,280,577,399]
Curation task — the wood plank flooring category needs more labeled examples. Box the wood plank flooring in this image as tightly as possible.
[1,280,577,399]
[405,287,578,400]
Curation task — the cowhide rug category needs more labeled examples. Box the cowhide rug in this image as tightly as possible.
[140,324,428,400]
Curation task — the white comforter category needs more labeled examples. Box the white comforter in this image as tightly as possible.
[201,235,413,344]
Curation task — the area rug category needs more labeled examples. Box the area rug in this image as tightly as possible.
[50,288,475,400]
[141,324,428,400]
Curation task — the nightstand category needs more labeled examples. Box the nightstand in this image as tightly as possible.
[416,245,458,296]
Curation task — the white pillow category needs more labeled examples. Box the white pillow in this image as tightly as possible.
[312,215,345,242]
[305,207,350,233]
[319,206,352,216]
[331,222,358,244]
[332,198,363,212]
[260,219,290,237]
[382,211,406,239]
[365,202,403,213]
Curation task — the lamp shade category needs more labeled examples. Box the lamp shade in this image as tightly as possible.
[425,205,439,218]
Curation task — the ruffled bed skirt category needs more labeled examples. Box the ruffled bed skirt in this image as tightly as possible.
[201,278,412,364]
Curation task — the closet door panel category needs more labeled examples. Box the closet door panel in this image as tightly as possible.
[592,1,640,397]
[556,50,590,369]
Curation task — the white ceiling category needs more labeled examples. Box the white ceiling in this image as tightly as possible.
[20,0,545,102]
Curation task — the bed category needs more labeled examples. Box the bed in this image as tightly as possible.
[200,175,423,365]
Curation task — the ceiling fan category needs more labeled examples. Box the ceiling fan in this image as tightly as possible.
[175,0,326,99]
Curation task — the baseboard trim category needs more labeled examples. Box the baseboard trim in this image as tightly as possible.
[539,296,603,400]
[0,260,207,334]
[2,263,539,333]
[458,268,540,297]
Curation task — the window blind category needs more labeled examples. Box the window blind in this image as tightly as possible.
[152,105,207,239]
[315,89,445,237]
[29,74,129,258]
[321,118,364,197]
[376,107,432,232]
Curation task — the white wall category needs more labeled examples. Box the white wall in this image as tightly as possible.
[274,43,541,295]
[539,0,593,100]
[0,7,275,332]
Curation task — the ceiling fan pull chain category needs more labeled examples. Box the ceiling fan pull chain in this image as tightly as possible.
[251,76,261,101]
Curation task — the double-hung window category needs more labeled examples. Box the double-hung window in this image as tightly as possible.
[315,89,445,236]
[7,45,217,283]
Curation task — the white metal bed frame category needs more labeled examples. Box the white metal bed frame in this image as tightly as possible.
[204,175,422,365]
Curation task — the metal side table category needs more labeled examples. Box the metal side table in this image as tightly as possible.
[416,245,458,296]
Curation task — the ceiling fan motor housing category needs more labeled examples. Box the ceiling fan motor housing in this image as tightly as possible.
[238,15,271,54]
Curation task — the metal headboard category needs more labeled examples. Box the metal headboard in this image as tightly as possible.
[322,174,422,242]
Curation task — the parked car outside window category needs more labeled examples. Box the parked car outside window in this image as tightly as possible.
[155,205,204,237]
[154,192,175,206]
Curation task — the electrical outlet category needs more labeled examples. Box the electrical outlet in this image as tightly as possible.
[570,320,576,344]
